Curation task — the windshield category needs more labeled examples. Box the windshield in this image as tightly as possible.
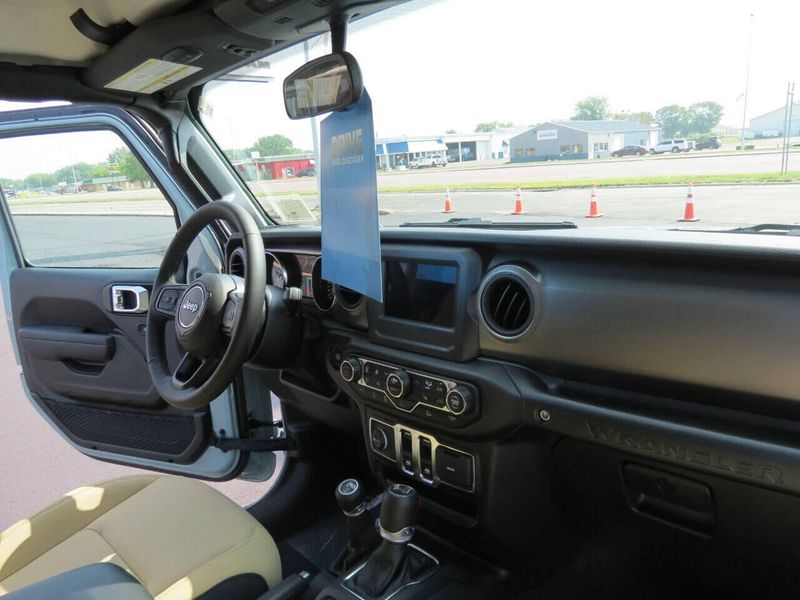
[199,0,800,231]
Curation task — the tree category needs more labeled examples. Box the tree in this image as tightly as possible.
[686,101,723,135]
[655,104,688,137]
[24,172,57,190]
[474,121,514,132]
[655,102,723,137]
[571,96,610,121]
[612,111,653,124]
[107,147,150,185]
[250,134,300,157]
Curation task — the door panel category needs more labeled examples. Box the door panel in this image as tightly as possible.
[10,267,209,464]
[0,105,276,481]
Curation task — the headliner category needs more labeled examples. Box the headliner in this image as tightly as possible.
[0,0,192,67]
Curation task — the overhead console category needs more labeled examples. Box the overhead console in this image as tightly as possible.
[367,245,482,362]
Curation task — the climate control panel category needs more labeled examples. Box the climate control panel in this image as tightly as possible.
[369,418,475,492]
[334,353,479,427]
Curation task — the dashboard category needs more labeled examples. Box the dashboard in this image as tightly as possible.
[226,226,800,555]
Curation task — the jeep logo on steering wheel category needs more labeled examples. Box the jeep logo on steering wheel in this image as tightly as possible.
[178,285,205,328]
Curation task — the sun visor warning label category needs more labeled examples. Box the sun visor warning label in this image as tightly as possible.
[104,59,201,94]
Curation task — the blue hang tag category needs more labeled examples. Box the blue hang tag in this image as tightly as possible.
[319,89,383,303]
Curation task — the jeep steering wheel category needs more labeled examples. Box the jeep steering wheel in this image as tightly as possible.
[146,202,266,409]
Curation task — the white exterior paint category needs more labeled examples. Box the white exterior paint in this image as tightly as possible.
[749,104,800,137]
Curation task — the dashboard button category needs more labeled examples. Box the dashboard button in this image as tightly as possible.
[386,370,411,399]
[329,347,344,369]
[445,385,472,415]
[340,358,361,382]
[371,427,389,452]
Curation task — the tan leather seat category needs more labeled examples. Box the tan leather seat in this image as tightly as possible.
[0,475,281,598]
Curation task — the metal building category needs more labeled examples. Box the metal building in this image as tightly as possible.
[749,104,800,138]
[509,120,660,162]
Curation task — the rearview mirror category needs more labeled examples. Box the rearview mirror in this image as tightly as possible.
[283,52,364,120]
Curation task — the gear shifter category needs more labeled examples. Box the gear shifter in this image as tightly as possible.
[377,483,418,543]
[347,483,436,598]
[334,478,378,571]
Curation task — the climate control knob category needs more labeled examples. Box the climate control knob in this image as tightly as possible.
[385,369,411,399]
[340,357,361,382]
[445,385,473,415]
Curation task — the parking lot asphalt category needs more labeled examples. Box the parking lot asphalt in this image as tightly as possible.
[15,184,798,234]
[255,149,799,193]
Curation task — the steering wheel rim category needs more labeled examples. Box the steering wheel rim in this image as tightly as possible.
[146,202,266,409]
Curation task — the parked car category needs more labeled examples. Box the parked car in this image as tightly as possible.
[650,139,693,153]
[106,184,121,191]
[409,155,447,168]
[296,167,317,177]
[695,136,722,150]
[611,145,648,157]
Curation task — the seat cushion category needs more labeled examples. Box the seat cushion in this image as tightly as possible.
[0,475,281,599]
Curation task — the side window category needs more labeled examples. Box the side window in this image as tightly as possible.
[0,129,176,268]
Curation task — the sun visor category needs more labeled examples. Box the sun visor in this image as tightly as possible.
[82,10,277,96]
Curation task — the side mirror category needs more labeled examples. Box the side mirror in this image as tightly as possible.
[283,52,364,120]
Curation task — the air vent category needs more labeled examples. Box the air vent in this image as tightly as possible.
[309,0,333,6]
[273,15,293,24]
[228,248,245,278]
[479,267,536,338]
[336,286,362,310]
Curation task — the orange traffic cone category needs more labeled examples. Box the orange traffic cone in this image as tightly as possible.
[585,183,603,218]
[442,187,454,213]
[679,184,699,222]
[511,187,525,215]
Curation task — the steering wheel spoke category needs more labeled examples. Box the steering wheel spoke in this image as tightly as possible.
[153,284,188,318]
[146,201,266,409]
[171,351,221,391]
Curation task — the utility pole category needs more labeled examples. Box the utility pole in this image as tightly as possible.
[781,82,795,175]
[739,13,754,151]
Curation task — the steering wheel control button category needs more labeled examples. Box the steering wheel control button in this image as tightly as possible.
[156,288,182,314]
[386,370,411,399]
[340,357,361,382]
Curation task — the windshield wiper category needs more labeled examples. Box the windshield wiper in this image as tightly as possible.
[724,224,800,236]
[399,217,577,230]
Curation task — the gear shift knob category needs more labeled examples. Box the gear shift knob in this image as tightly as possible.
[336,478,367,516]
[378,483,419,543]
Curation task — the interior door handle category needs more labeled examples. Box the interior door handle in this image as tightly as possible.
[111,285,149,313]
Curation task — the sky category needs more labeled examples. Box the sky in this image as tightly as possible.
[201,0,798,152]
[3,0,800,178]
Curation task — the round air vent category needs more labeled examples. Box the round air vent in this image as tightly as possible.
[479,266,537,339]
[335,285,363,311]
[228,247,245,278]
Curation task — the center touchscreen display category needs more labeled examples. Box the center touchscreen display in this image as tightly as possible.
[384,261,457,327]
